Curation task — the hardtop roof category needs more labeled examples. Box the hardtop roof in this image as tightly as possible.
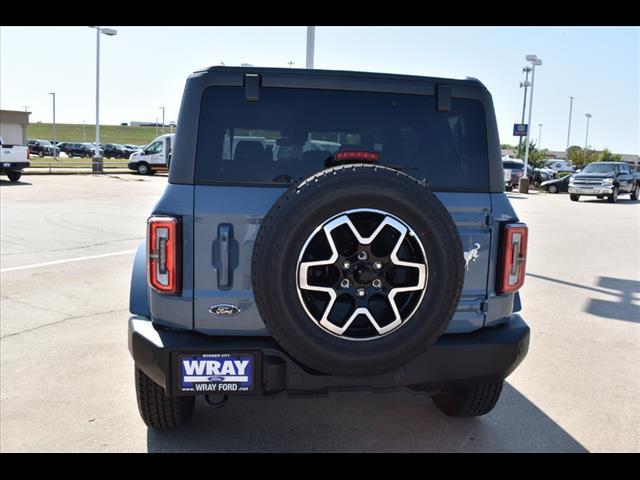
[194,66,486,89]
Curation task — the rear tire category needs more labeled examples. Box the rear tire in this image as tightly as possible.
[7,171,21,182]
[135,366,195,429]
[137,163,150,175]
[570,194,580,202]
[432,381,504,417]
[548,184,558,194]
[38,151,45,158]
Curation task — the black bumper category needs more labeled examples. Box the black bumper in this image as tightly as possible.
[0,162,29,172]
[129,315,530,397]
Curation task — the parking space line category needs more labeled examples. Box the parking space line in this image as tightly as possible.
[0,250,137,273]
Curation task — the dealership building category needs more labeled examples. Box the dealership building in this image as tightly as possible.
[0,109,31,145]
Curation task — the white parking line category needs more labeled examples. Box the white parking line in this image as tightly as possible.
[0,250,137,273]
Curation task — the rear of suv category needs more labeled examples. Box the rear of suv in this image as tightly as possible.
[128,67,530,429]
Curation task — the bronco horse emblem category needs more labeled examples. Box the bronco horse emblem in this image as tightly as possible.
[463,243,481,270]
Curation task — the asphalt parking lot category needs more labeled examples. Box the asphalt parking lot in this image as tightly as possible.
[1,174,638,452]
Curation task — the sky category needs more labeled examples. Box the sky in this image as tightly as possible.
[1,26,638,154]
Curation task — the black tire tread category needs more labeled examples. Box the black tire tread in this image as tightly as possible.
[432,381,504,418]
[252,164,465,376]
[135,366,194,429]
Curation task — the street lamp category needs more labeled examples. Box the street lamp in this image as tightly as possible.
[566,96,574,152]
[537,124,543,149]
[306,26,315,69]
[584,113,592,158]
[517,66,532,158]
[90,26,117,173]
[159,107,165,136]
[49,92,56,159]
[520,54,542,194]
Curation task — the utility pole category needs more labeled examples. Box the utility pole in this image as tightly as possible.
[584,113,592,153]
[521,54,542,194]
[517,66,532,158]
[566,96,574,153]
[91,26,117,173]
[306,26,315,69]
[49,92,56,159]
[537,124,543,149]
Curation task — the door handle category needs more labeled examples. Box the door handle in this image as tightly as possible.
[218,224,233,289]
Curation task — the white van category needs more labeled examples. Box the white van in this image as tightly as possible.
[128,134,174,175]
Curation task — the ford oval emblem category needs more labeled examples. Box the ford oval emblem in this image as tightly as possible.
[209,304,241,317]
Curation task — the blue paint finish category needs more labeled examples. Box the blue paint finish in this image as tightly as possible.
[192,186,496,336]
[129,241,150,317]
[148,183,195,330]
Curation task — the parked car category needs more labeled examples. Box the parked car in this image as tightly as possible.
[121,144,142,157]
[540,174,572,193]
[0,137,30,182]
[57,142,95,158]
[127,134,173,175]
[503,159,525,191]
[128,66,530,429]
[100,143,126,159]
[527,165,556,187]
[543,159,576,173]
[27,139,59,158]
[569,162,639,203]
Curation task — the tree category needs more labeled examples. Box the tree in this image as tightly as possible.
[598,148,622,162]
[518,139,548,168]
[567,145,598,168]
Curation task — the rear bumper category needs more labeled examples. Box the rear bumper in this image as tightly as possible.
[129,315,530,397]
[0,162,29,172]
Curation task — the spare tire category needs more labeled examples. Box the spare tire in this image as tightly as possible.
[252,164,464,376]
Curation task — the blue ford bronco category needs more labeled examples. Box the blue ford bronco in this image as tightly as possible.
[128,66,530,429]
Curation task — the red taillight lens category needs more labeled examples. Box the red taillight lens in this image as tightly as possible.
[147,216,181,294]
[334,150,380,162]
[497,223,528,294]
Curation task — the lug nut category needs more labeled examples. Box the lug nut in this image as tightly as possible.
[357,288,366,297]
[372,279,382,289]
[357,251,368,261]
[373,261,382,270]
[340,279,351,289]
[342,261,351,270]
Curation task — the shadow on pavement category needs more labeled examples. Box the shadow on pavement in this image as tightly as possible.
[528,273,639,324]
[0,179,32,186]
[146,383,587,452]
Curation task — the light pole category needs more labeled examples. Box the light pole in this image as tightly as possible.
[306,26,315,69]
[566,96,574,152]
[159,107,165,135]
[49,92,56,159]
[520,54,543,194]
[537,124,543,149]
[90,26,117,173]
[584,113,592,161]
[517,67,532,158]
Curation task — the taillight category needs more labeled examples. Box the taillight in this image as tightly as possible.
[497,223,528,294]
[334,150,380,162]
[147,215,181,294]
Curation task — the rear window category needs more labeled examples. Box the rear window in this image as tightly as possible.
[503,161,524,170]
[195,86,490,191]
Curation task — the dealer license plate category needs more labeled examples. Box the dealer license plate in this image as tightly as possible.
[179,353,255,393]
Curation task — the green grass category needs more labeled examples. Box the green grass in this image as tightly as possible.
[28,123,169,146]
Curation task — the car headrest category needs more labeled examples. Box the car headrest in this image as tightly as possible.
[234,141,265,162]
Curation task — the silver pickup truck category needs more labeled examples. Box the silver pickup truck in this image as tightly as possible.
[0,137,30,182]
